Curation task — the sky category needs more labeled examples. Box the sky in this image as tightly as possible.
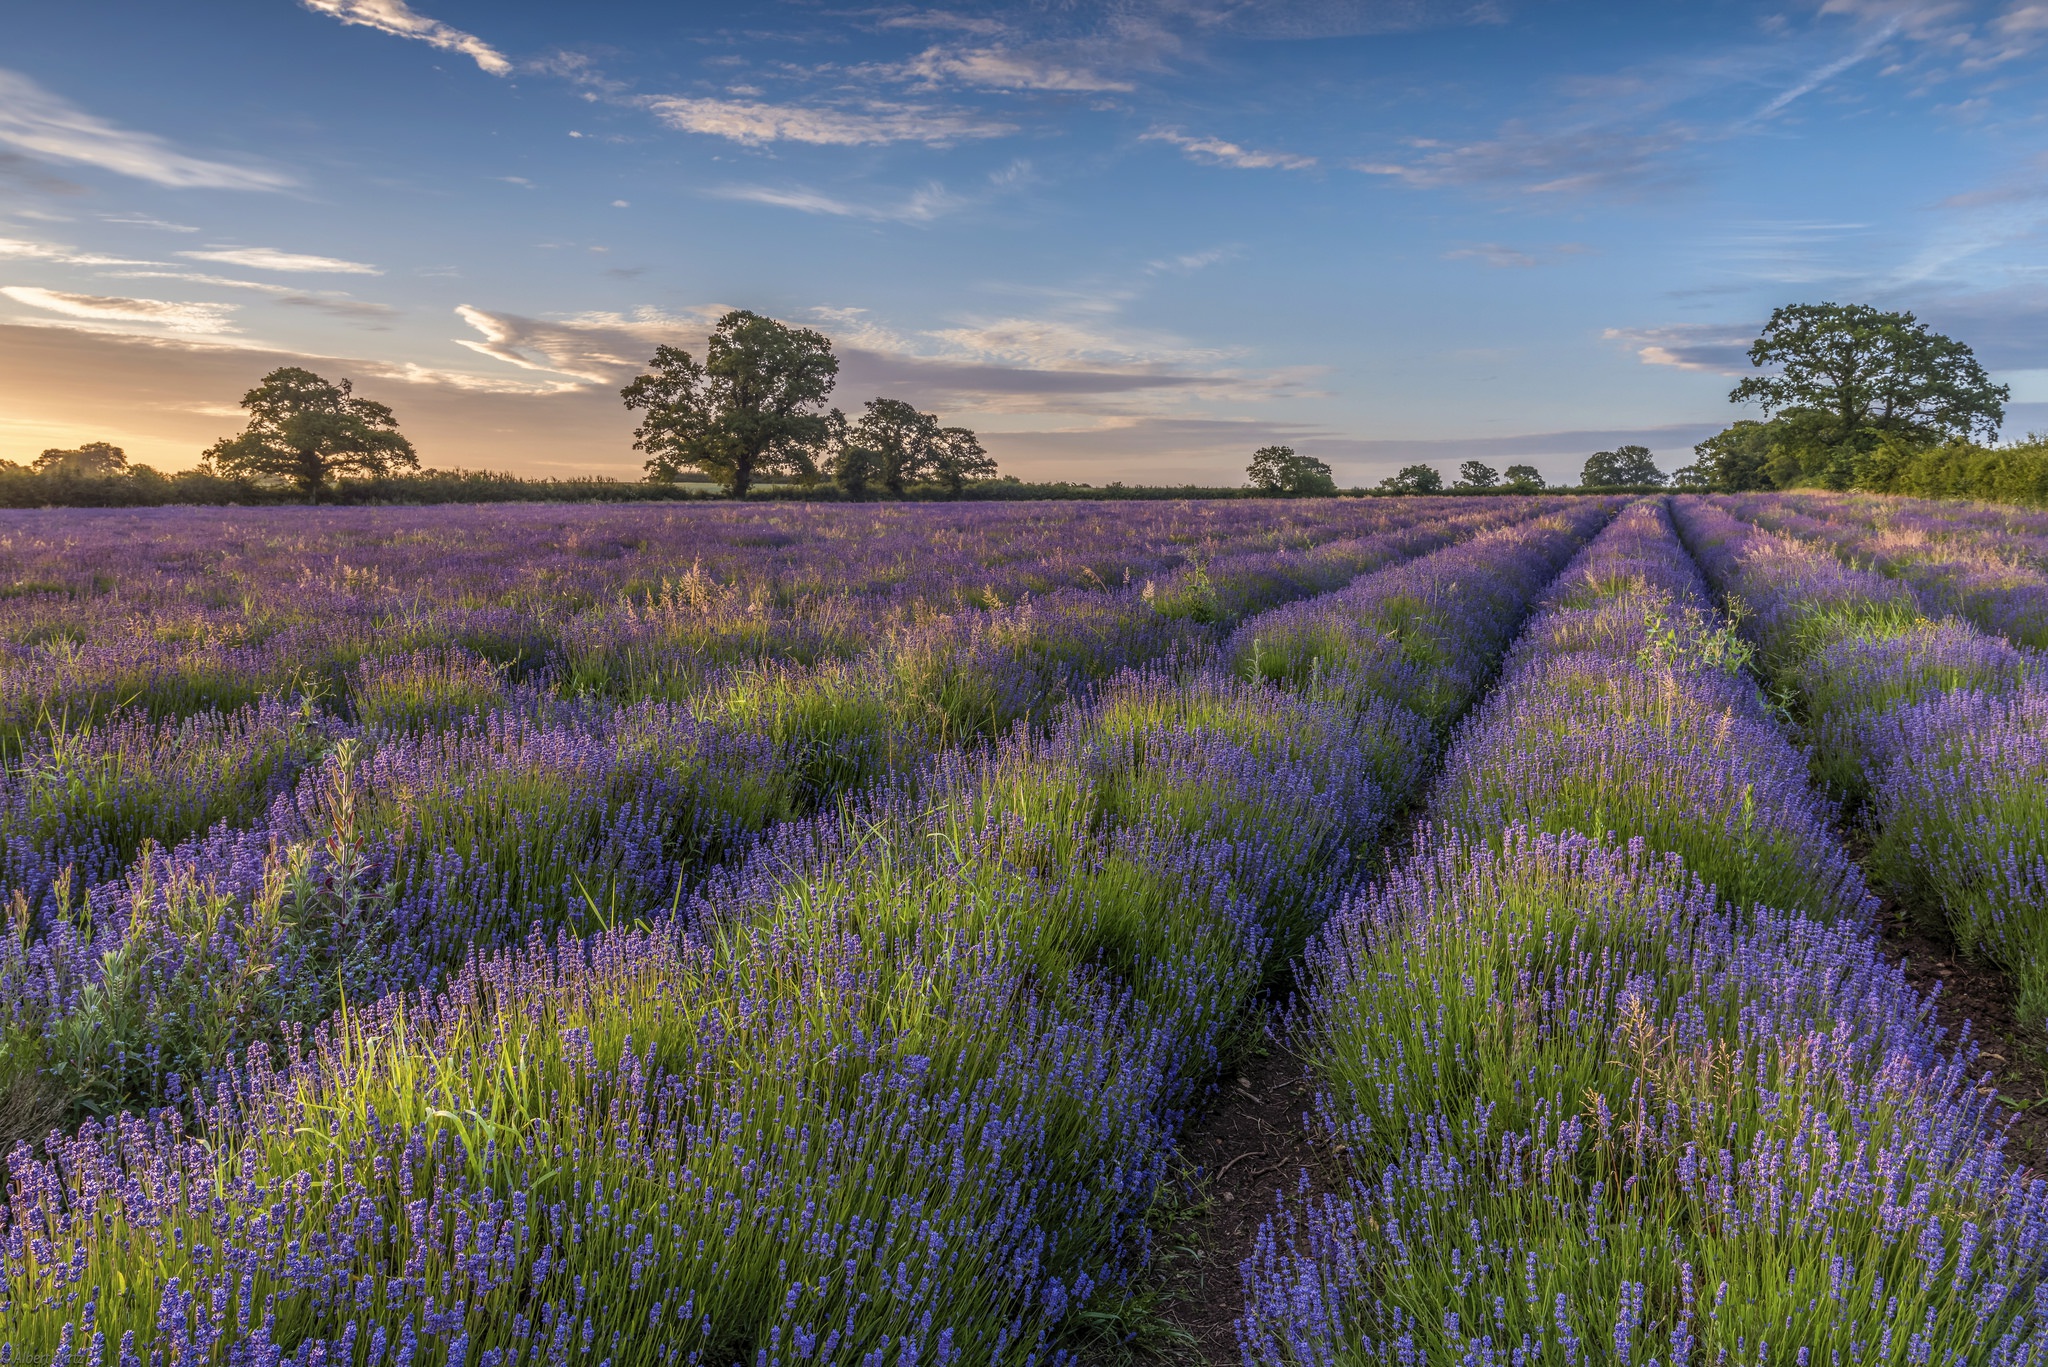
[1,0,2045,487]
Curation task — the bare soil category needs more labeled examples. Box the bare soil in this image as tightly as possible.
[1080,1008,1347,1366]
[1878,899,2048,1173]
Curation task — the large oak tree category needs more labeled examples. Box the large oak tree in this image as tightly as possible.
[1581,444,1664,488]
[931,427,996,497]
[1731,302,2007,444]
[1247,444,1337,496]
[847,398,941,497]
[203,368,417,494]
[622,311,839,496]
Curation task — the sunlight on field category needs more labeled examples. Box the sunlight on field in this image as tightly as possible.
[2,493,2045,1363]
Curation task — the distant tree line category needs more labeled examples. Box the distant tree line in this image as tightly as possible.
[24,299,2041,509]
[5,312,1006,507]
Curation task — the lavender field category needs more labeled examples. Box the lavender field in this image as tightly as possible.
[3,492,2047,1366]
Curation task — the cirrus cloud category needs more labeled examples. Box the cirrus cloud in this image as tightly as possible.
[643,96,1014,147]
[179,246,381,274]
[299,0,512,75]
[900,46,1134,92]
[1,284,240,334]
[0,70,290,190]
[1142,128,1317,171]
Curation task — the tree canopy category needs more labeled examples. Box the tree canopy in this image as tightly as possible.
[828,400,995,498]
[1246,445,1337,496]
[33,441,128,479]
[1731,302,2007,445]
[931,427,997,496]
[1379,463,1444,494]
[831,397,991,500]
[1672,421,1778,492]
[1581,444,1664,488]
[622,310,840,496]
[202,368,417,493]
[1501,464,1545,491]
[1453,460,1498,490]
[847,398,940,497]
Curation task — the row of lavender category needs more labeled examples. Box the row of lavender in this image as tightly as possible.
[0,507,1612,1362]
[1675,499,2048,1022]
[0,496,1522,910]
[1722,491,2048,651]
[1748,491,2048,575]
[1241,500,2044,1362]
[0,502,1541,1135]
[0,499,1509,748]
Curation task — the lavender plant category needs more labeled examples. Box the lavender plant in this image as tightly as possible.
[1,499,1610,1362]
[1243,500,2041,1364]
[1864,683,2048,1016]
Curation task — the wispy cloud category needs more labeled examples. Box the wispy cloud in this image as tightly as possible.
[1604,322,1757,374]
[1443,241,1593,267]
[448,297,1296,418]
[180,246,381,274]
[1444,243,1538,267]
[1750,13,1903,122]
[299,0,512,75]
[0,235,156,267]
[99,269,296,293]
[1143,128,1316,171]
[1939,152,2048,209]
[900,46,1134,92]
[1356,123,1691,195]
[0,70,290,190]
[101,213,198,232]
[872,11,1013,38]
[709,181,971,223]
[1146,246,1240,274]
[807,301,1312,413]
[1,284,240,333]
[643,96,1014,147]
[1209,0,1510,40]
[452,304,709,384]
[278,294,400,324]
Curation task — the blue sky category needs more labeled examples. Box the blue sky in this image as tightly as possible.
[2,0,2044,485]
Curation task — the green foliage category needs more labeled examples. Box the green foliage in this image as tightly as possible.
[1859,432,2048,505]
[931,426,997,495]
[1378,463,1444,494]
[621,310,841,496]
[843,397,939,497]
[1684,298,2017,495]
[1501,463,1545,491]
[1298,837,2012,1361]
[1580,443,1663,488]
[32,441,127,479]
[1453,459,1498,490]
[827,399,993,499]
[1731,301,2007,444]
[700,660,932,813]
[1674,420,1779,491]
[13,783,398,1124]
[1246,445,1337,496]
[1678,417,2048,506]
[347,648,509,732]
[1867,704,2048,1015]
[201,367,418,493]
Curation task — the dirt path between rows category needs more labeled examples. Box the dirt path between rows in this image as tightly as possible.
[1879,901,2048,1173]
[1103,1007,1343,1364]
